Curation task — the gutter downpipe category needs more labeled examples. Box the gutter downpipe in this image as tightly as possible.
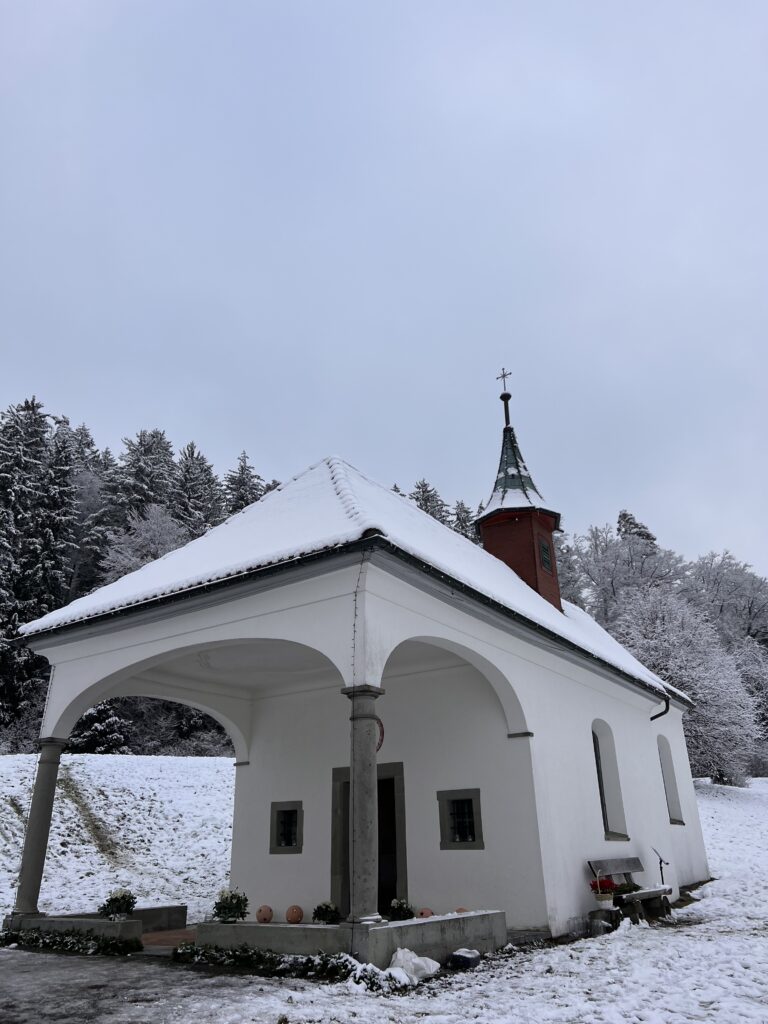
[650,695,671,721]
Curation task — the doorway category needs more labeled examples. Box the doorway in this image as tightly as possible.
[331,762,408,918]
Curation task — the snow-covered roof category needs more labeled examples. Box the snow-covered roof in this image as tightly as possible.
[477,424,559,522]
[20,457,670,698]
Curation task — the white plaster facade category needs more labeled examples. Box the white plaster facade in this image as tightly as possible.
[18,543,709,938]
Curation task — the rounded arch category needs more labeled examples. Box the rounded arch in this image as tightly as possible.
[50,685,250,762]
[591,718,628,839]
[380,635,529,735]
[44,637,348,763]
[657,734,684,824]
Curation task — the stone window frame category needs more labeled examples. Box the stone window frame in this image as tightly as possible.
[269,800,304,855]
[437,788,485,850]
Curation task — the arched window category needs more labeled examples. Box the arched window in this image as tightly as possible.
[657,735,684,825]
[591,720,628,840]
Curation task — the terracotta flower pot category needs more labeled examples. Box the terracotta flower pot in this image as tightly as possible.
[418,907,434,918]
[256,905,273,923]
[286,905,304,924]
[454,907,469,913]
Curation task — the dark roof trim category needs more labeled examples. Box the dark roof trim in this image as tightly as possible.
[16,533,688,707]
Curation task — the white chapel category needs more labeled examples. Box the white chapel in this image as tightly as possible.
[10,390,709,948]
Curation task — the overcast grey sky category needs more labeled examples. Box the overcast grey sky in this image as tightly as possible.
[1,1,766,573]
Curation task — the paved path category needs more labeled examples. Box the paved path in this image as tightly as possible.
[0,948,291,1024]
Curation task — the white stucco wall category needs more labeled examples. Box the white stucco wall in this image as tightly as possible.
[27,551,710,938]
[230,658,548,928]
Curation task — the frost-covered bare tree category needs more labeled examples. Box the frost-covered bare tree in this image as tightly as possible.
[613,590,759,784]
[564,521,685,626]
[684,552,768,645]
[732,636,768,774]
[100,504,189,584]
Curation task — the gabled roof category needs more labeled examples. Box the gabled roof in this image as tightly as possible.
[19,457,670,698]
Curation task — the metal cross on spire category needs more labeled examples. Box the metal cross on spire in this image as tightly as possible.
[496,367,512,426]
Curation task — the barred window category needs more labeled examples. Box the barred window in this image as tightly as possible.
[449,798,475,843]
[269,801,303,854]
[437,789,484,850]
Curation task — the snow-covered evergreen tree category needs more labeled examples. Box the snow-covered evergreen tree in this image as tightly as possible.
[37,423,78,612]
[117,429,179,520]
[409,479,449,523]
[224,450,264,514]
[0,399,75,732]
[100,504,189,584]
[69,701,131,754]
[617,509,657,544]
[175,442,225,537]
[451,500,477,542]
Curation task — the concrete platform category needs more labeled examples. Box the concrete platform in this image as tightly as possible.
[3,913,143,943]
[2,905,187,945]
[197,909,508,968]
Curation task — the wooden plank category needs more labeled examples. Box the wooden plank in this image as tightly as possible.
[614,886,672,901]
[588,857,644,876]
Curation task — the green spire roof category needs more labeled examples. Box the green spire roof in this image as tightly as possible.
[483,424,545,514]
[476,387,560,523]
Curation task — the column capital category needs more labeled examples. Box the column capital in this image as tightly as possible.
[340,685,385,699]
[38,737,68,749]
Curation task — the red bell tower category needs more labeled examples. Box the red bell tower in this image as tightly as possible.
[476,375,563,612]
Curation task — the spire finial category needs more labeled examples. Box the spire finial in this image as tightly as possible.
[496,367,511,427]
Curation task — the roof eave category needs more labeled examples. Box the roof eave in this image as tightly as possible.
[16,533,684,706]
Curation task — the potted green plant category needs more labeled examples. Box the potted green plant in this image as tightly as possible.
[388,898,415,920]
[97,887,137,921]
[312,901,342,924]
[212,887,249,922]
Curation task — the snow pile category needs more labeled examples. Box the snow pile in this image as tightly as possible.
[387,947,440,984]
[20,457,668,697]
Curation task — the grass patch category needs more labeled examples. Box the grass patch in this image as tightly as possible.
[57,767,119,862]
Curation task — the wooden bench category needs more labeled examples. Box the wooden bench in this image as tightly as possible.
[588,857,673,923]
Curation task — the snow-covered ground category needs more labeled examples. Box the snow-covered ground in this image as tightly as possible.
[0,755,234,923]
[2,757,768,1023]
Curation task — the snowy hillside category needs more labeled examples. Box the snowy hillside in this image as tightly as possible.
[1,759,768,1022]
[0,755,234,922]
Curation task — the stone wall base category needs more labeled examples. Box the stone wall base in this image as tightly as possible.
[2,905,185,938]
[197,909,508,968]
[3,913,142,942]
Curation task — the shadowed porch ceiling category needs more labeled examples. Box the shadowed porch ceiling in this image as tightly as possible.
[125,639,475,700]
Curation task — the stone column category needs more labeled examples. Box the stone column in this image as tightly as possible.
[341,685,384,923]
[13,738,67,915]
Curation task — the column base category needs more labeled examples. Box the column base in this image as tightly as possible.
[3,911,46,931]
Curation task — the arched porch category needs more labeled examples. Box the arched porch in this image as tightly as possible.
[11,637,348,919]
